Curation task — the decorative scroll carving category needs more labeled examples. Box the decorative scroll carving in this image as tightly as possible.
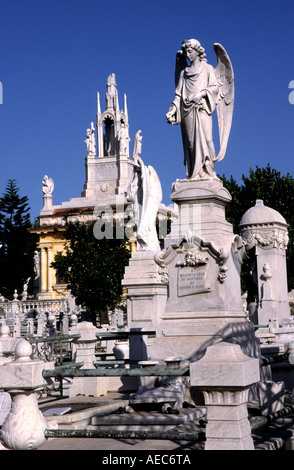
[155,230,241,286]
[241,228,289,250]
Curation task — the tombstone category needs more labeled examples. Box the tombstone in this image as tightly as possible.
[239,200,291,328]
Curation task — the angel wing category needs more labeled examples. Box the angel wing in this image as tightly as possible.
[175,50,187,88]
[213,43,234,162]
[42,175,54,194]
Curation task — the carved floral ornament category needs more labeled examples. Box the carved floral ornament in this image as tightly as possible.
[154,230,244,285]
[157,265,169,285]
[240,226,289,250]
[100,184,109,192]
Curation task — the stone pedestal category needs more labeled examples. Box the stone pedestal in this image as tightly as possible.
[168,178,233,246]
[190,342,260,450]
[0,340,53,450]
[150,178,258,363]
[40,193,53,215]
[69,321,108,397]
[122,250,168,362]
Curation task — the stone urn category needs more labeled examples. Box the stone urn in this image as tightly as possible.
[113,340,129,360]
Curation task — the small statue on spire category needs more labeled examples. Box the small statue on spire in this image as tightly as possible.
[118,122,130,155]
[85,122,96,156]
[42,175,54,195]
[106,73,117,110]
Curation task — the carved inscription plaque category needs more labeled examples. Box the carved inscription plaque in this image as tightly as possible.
[178,266,212,296]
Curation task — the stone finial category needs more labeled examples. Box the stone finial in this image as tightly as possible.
[0,325,10,338]
[14,339,33,363]
[70,313,78,328]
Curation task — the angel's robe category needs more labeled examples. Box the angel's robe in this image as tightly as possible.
[172,60,219,179]
[127,157,162,253]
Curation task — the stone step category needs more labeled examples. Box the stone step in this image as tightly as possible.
[43,397,130,430]
[88,406,206,431]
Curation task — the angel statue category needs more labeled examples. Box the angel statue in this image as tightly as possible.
[166,39,234,180]
[127,131,162,253]
[42,175,54,195]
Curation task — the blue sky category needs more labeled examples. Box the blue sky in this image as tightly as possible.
[1,0,294,221]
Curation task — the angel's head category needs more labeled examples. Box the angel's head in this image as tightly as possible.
[181,39,206,62]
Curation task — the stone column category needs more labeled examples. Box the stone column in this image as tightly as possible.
[0,339,53,450]
[40,247,48,293]
[47,246,54,293]
[42,192,53,213]
[61,310,69,335]
[13,311,21,338]
[69,321,108,397]
[122,250,168,362]
[190,342,260,450]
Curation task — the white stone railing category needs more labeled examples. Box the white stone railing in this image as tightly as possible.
[0,297,72,339]
[0,298,68,317]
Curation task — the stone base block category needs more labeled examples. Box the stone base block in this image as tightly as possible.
[205,436,255,451]
[69,377,108,397]
[107,376,140,392]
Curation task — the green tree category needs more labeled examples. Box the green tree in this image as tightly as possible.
[0,179,38,299]
[220,164,294,293]
[219,173,243,233]
[51,221,131,325]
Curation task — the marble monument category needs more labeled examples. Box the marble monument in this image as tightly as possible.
[126,39,258,364]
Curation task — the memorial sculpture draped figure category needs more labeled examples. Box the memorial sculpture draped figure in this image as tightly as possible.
[166,39,234,179]
[127,130,162,253]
